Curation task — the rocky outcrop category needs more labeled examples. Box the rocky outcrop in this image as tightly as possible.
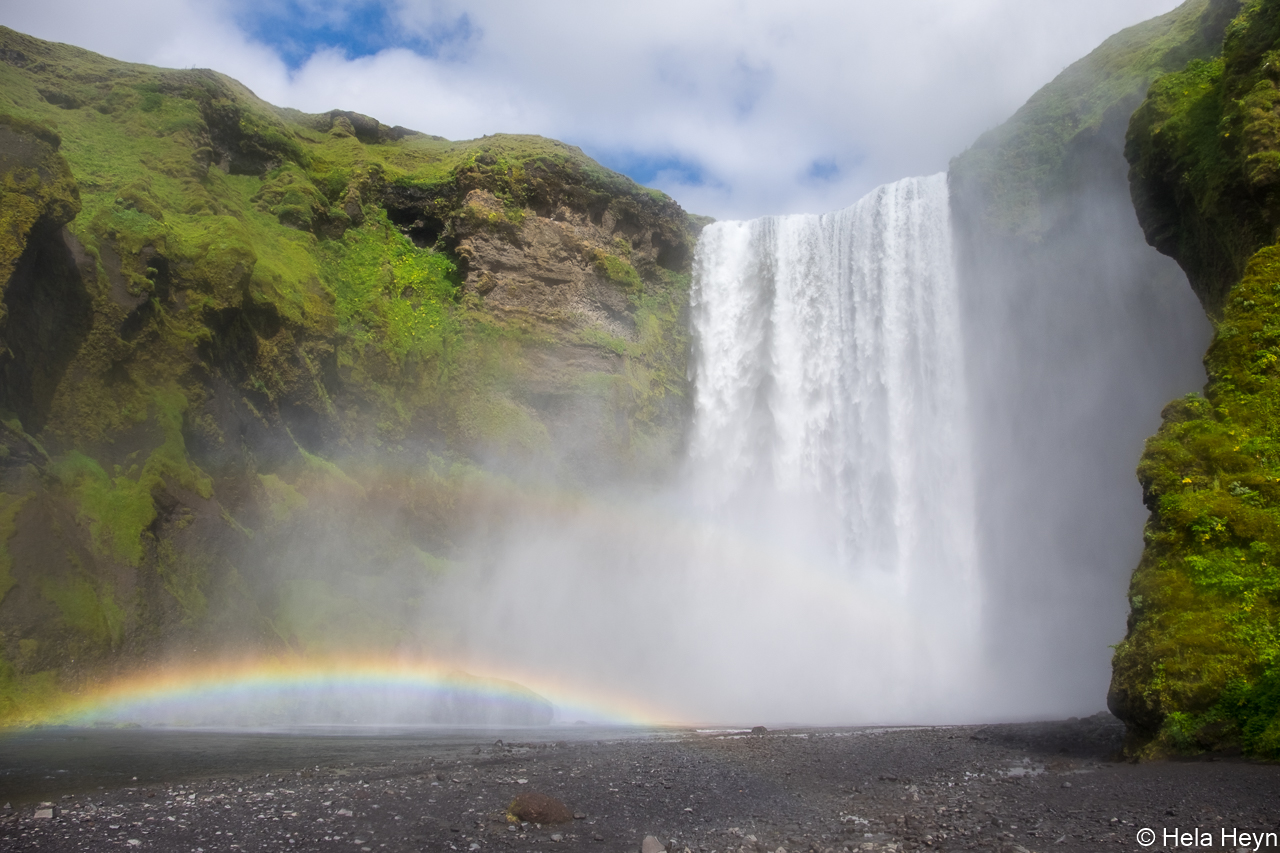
[0,116,92,430]
[1112,0,1280,757]
[0,26,699,722]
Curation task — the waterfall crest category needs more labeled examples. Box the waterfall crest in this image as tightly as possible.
[689,174,976,592]
[439,176,994,724]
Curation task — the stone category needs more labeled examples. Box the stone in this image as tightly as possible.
[33,808,54,819]
[643,835,667,853]
[508,792,573,825]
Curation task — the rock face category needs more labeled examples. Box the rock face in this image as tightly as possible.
[1111,0,1280,757]
[0,117,93,431]
[948,0,1221,715]
[0,26,699,720]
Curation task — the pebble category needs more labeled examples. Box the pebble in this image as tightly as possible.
[1,715,1273,853]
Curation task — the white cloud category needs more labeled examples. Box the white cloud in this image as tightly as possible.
[4,0,1185,219]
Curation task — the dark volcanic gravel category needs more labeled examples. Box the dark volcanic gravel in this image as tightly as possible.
[2,714,1278,852]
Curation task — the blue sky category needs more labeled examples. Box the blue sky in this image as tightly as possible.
[4,0,1185,220]
[236,0,477,69]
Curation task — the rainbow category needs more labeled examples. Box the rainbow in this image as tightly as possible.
[14,655,682,730]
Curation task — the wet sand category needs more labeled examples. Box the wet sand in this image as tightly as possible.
[2,714,1277,852]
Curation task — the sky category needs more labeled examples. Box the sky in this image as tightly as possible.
[4,0,1186,220]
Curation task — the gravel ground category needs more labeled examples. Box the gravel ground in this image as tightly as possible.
[2,714,1278,853]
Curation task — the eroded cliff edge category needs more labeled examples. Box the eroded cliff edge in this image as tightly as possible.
[0,27,700,720]
[1112,0,1280,757]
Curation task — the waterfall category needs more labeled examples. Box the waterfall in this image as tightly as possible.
[689,173,976,594]
[442,174,994,725]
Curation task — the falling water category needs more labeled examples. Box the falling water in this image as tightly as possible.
[435,176,1002,724]
[689,173,976,597]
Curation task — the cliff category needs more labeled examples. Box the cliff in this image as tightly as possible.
[1111,0,1280,757]
[948,1,1224,712]
[0,27,698,721]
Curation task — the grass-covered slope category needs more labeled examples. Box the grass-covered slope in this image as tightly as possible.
[1112,0,1280,757]
[951,0,1237,240]
[0,27,699,723]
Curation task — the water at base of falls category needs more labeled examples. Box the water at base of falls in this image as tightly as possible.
[689,173,977,600]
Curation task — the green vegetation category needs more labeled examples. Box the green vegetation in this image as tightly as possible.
[155,540,209,624]
[41,573,125,649]
[0,24,697,722]
[320,215,460,366]
[951,0,1233,239]
[0,493,27,604]
[0,654,64,725]
[1114,0,1280,756]
[1127,0,1280,314]
[0,112,80,295]
[258,474,308,525]
[51,391,212,567]
[1115,242,1280,756]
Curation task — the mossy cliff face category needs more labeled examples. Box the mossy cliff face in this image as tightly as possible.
[1113,0,1280,756]
[0,27,699,722]
[952,0,1239,244]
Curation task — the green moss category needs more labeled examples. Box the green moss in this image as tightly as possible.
[52,390,211,566]
[1126,0,1280,313]
[0,493,28,604]
[1115,242,1280,755]
[320,216,459,365]
[296,448,364,495]
[0,23,697,698]
[0,654,64,726]
[258,473,308,524]
[0,111,81,296]
[951,0,1230,240]
[154,540,207,624]
[592,250,643,290]
[453,394,550,457]
[41,574,125,648]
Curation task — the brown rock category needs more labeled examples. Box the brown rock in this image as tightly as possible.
[642,835,666,853]
[508,791,574,825]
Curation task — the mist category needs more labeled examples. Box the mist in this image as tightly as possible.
[71,163,1209,729]
[408,161,1211,727]
[1,2,1221,732]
